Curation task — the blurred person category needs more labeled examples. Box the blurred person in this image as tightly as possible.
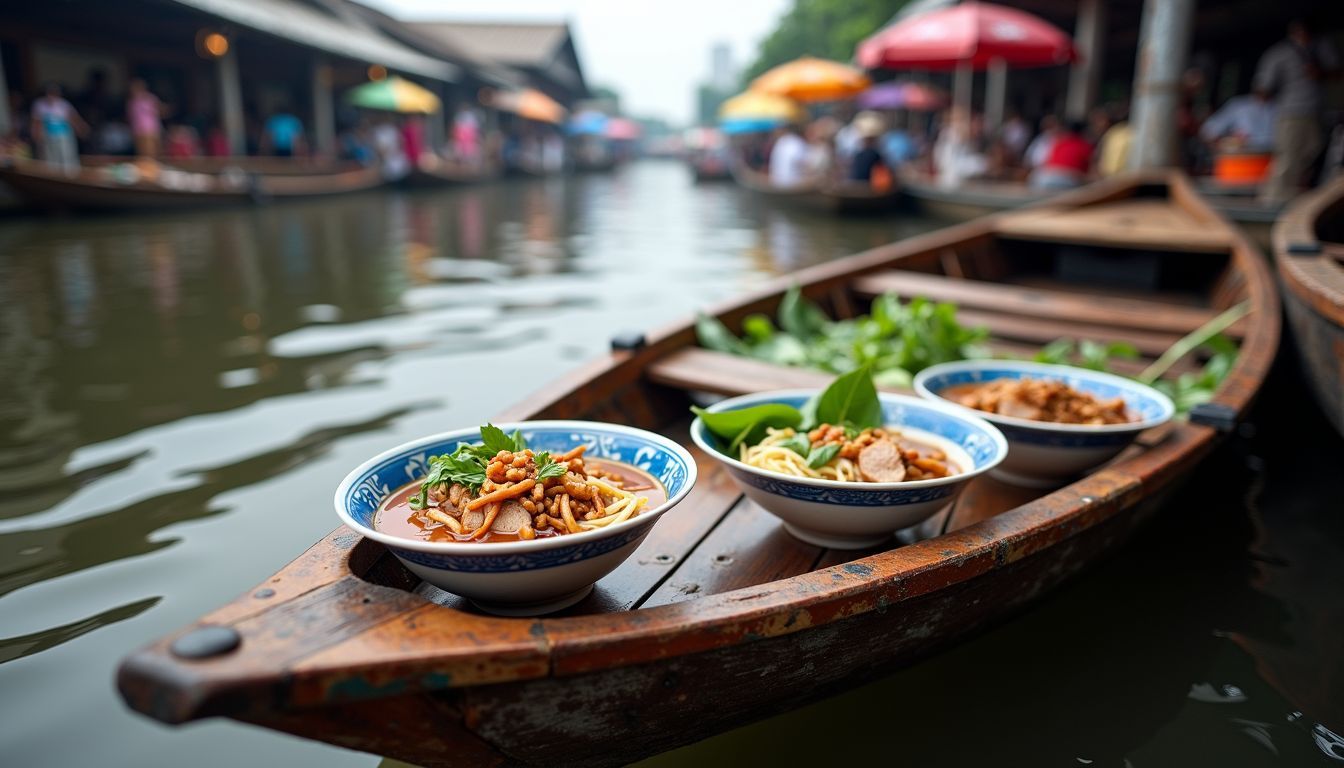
[1029,119,1092,189]
[127,78,165,157]
[848,112,891,189]
[262,105,306,157]
[165,124,200,158]
[372,119,408,179]
[1025,114,1060,169]
[804,119,836,179]
[933,107,987,187]
[834,107,863,169]
[1254,17,1340,202]
[1200,92,1277,152]
[31,83,87,173]
[768,123,809,187]
[401,115,426,166]
[1095,103,1134,177]
[1087,105,1113,143]
[999,112,1031,164]
[452,106,480,164]
[881,118,917,167]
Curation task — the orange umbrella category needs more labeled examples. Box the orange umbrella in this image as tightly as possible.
[497,88,567,125]
[750,56,871,103]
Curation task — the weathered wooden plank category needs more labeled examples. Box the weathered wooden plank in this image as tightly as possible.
[640,497,824,608]
[957,308,1184,357]
[852,269,1243,338]
[995,199,1233,253]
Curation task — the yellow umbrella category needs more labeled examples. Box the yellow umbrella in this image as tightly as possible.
[717,91,806,123]
[497,88,567,125]
[750,56,871,102]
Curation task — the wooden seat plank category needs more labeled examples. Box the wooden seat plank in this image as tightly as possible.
[994,200,1233,253]
[851,269,1241,339]
[639,498,824,608]
[956,308,1182,357]
[983,338,1199,377]
[647,348,913,398]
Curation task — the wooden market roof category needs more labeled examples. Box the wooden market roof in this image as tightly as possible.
[408,20,589,103]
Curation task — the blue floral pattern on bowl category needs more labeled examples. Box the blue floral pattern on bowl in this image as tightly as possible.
[725,466,956,505]
[390,524,652,573]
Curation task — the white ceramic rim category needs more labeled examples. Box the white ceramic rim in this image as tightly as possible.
[689,389,1008,491]
[333,420,698,556]
[913,360,1176,434]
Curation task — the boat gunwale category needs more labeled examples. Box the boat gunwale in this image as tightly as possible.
[1274,176,1344,326]
[115,170,1280,723]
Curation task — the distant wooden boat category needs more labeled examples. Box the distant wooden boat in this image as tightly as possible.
[732,163,901,214]
[904,169,1282,246]
[405,158,499,187]
[118,172,1278,768]
[0,157,384,212]
[1273,176,1344,437]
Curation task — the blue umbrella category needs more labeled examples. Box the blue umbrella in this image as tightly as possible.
[719,117,784,135]
[568,110,610,136]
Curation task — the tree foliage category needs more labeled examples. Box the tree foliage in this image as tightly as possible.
[742,0,914,84]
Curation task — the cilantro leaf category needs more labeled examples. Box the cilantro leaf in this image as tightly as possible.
[533,451,569,480]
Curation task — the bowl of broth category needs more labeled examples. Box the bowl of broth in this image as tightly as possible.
[690,390,1007,549]
[914,360,1175,487]
[335,421,697,616]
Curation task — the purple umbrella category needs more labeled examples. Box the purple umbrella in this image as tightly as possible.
[857,82,908,109]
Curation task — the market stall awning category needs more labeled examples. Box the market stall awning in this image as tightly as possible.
[856,1,1075,70]
[749,56,871,102]
[168,0,459,81]
[857,82,948,111]
[345,76,441,114]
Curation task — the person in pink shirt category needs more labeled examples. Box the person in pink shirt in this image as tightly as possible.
[127,79,164,157]
[401,115,425,167]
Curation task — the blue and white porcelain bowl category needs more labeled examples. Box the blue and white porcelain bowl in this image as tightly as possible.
[690,390,1007,549]
[335,420,697,616]
[914,360,1175,488]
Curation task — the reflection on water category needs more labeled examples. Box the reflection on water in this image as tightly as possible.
[0,164,918,767]
[1,163,1339,767]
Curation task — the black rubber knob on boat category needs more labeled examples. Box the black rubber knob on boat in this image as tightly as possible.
[1189,402,1239,432]
[170,626,241,659]
[611,332,647,351]
[1286,241,1322,254]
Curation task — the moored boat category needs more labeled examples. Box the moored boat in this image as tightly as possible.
[117,171,1278,768]
[904,169,1283,247]
[732,162,901,214]
[0,157,385,212]
[1273,175,1344,437]
[404,158,500,187]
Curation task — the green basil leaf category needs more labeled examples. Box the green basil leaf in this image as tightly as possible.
[691,403,803,452]
[479,423,517,457]
[778,284,828,338]
[778,433,812,457]
[806,443,841,469]
[803,364,882,430]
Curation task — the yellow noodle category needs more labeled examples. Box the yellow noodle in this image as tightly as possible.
[739,428,862,481]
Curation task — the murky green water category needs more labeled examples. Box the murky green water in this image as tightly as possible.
[1,162,1340,766]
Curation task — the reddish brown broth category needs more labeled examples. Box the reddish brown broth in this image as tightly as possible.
[374,457,667,544]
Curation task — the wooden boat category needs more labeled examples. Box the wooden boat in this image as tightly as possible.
[0,157,385,212]
[405,158,499,187]
[118,171,1278,767]
[1273,176,1344,437]
[905,169,1282,247]
[732,162,901,214]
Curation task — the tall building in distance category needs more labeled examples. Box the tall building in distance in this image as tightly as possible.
[696,40,739,126]
[710,42,735,92]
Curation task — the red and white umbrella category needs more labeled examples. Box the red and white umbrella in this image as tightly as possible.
[856,1,1075,71]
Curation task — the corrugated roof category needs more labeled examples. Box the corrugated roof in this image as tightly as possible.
[164,0,460,82]
[410,21,571,68]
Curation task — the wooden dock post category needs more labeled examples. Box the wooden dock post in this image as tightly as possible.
[1066,0,1106,121]
[1129,0,1195,168]
[217,46,245,155]
[312,58,335,158]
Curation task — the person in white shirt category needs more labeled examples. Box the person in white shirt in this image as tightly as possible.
[768,125,810,187]
[1024,114,1060,169]
[1201,93,1278,151]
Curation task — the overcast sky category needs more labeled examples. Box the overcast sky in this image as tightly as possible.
[366,0,790,125]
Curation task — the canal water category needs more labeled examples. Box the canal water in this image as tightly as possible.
[0,162,1340,767]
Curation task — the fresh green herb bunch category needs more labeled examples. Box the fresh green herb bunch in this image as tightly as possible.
[697,286,990,390]
[410,424,565,509]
